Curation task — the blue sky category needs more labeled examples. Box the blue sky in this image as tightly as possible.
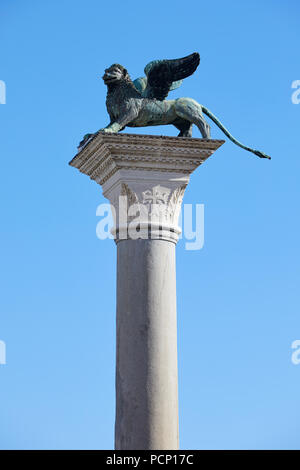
[0,0,299,449]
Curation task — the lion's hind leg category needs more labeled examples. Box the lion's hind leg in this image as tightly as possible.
[175,98,211,138]
[172,118,193,137]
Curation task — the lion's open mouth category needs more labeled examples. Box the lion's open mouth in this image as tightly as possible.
[103,72,118,84]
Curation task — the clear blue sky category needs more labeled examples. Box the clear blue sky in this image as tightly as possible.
[0,0,299,450]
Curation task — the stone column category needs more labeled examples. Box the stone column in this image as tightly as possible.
[69,133,224,450]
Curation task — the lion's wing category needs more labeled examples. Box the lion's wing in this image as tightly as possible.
[133,76,148,94]
[136,52,200,101]
[133,75,183,95]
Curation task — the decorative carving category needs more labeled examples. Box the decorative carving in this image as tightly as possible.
[121,183,139,207]
[168,184,188,223]
[105,181,188,243]
[70,133,225,186]
[142,185,171,217]
[69,133,225,243]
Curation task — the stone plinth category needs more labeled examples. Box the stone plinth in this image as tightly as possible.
[69,132,224,449]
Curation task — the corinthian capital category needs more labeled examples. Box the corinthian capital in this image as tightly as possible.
[69,133,224,243]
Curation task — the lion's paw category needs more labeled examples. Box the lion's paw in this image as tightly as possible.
[99,128,115,134]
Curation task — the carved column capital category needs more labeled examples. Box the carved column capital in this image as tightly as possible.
[69,133,224,243]
[106,178,188,243]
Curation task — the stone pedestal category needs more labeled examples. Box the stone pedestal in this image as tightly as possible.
[69,132,224,450]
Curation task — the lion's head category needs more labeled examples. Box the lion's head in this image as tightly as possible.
[102,64,130,85]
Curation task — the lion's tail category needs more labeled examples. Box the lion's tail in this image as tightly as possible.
[201,106,271,160]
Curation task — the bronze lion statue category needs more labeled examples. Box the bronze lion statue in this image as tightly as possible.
[79,52,270,160]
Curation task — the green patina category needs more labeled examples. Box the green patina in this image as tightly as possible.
[79,53,270,160]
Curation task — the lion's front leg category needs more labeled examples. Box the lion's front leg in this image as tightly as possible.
[100,100,141,134]
[99,122,123,133]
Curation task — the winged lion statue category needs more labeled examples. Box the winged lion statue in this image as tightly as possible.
[79,52,270,160]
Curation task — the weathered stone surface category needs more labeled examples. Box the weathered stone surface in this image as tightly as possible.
[69,133,224,244]
[70,132,225,185]
[69,133,224,449]
[115,239,178,449]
